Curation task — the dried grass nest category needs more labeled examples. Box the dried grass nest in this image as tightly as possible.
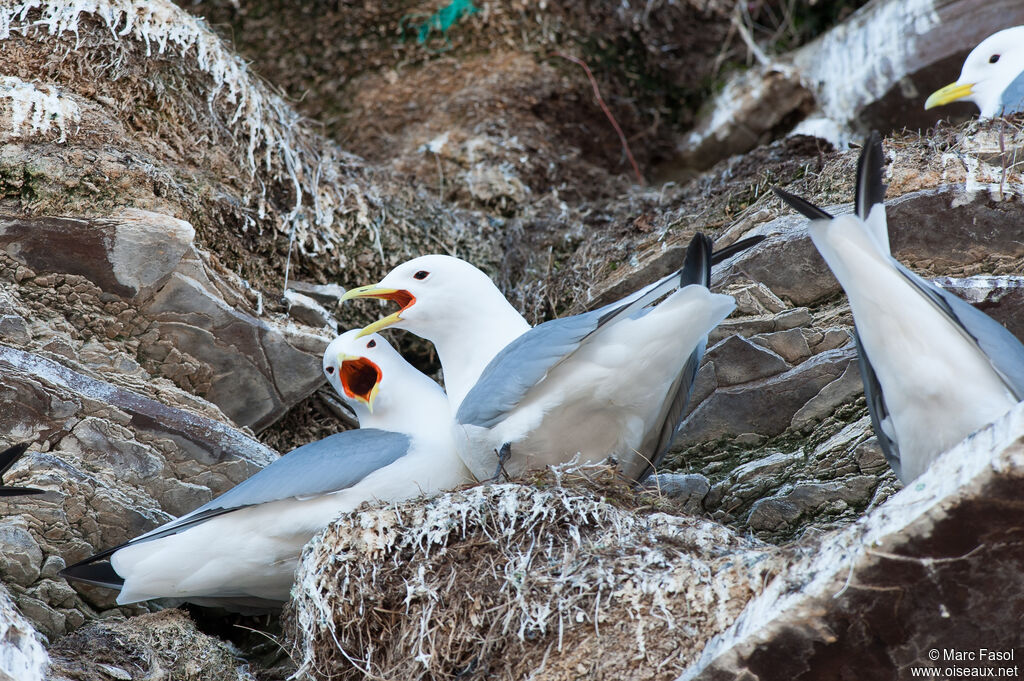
[286,464,781,681]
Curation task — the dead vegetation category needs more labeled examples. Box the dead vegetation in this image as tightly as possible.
[286,464,780,681]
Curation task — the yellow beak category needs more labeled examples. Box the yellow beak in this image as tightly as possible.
[925,81,975,110]
[339,285,401,303]
[356,312,402,338]
[340,284,411,338]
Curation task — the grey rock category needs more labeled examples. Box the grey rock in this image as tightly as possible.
[750,328,810,364]
[747,477,876,532]
[287,280,347,307]
[730,452,803,487]
[672,65,814,171]
[790,363,864,431]
[705,336,790,386]
[710,307,811,345]
[648,473,710,513]
[13,595,64,639]
[678,346,857,443]
[0,584,46,681]
[729,282,787,316]
[0,211,193,299]
[284,289,338,331]
[855,437,888,474]
[145,272,327,429]
[0,314,30,344]
[711,216,841,307]
[810,327,851,354]
[0,345,277,474]
[0,520,42,587]
[39,555,66,580]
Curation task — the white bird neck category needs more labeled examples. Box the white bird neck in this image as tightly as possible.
[431,299,530,410]
[356,366,453,440]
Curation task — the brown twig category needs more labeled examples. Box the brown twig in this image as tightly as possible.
[553,52,644,184]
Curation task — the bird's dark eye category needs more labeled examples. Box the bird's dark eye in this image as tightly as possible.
[413,270,429,280]
[367,339,376,348]
[990,54,1001,64]
[325,366,335,374]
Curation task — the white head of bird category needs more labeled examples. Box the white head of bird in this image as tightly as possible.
[925,26,1024,118]
[322,330,449,430]
[340,255,531,404]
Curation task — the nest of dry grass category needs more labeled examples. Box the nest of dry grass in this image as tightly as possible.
[285,464,779,681]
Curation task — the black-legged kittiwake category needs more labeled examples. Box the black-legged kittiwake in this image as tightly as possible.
[925,26,1024,118]
[774,132,1024,484]
[341,235,762,482]
[60,331,471,611]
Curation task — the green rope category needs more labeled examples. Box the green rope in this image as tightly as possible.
[399,0,478,50]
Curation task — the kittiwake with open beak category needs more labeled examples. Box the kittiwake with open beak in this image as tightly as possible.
[60,331,471,611]
[774,132,1024,484]
[341,234,761,482]
[925,26,1024,118]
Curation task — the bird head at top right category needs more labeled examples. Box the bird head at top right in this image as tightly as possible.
[925,26,1024,119]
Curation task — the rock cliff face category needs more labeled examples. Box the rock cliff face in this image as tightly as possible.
[0,0,1021,679]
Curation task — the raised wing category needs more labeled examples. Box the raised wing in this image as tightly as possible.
[0,442,45,497]
[61,429,410,575]
[852,326,901,477]
[893,261,1024,399]
[457,233,725,429]
[775,132,1024,478]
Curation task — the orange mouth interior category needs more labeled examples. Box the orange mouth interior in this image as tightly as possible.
[373,289,416,312]
[340,357,382,402]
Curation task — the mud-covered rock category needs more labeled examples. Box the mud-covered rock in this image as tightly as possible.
[0,584,46,681]
[45,610,255,681]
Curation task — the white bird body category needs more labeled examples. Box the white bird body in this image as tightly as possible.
[456,285,735,478]
[776,133,1024,483]
[112,437,457,603]
[344,242,740,481]
[63,332,471,609]
[809,213,1016,482]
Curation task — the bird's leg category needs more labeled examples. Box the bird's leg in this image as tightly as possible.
[490,443,512,482]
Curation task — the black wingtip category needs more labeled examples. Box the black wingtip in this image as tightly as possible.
[60,561,125,590]
[854,130,887,220]
[679,232,713,287]
[772,187,835,221]
[0,442,44,496]
[0,442,30,476]
[710,234,766,265]
[0,487,46,497]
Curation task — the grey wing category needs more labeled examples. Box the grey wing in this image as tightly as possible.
[853,326,902,479]
[1000,70,1024,116]
[458,234,717,429]
[893,262,1024,398]
[457,310,602,428]
[68,429,410,567]
[148,428,411,538]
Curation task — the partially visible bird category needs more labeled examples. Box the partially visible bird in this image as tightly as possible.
[61,331,471,611]
[0,442,45,497]
[774,132,1024,484]
[341,235,762,482]
[925,26,1024,118]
